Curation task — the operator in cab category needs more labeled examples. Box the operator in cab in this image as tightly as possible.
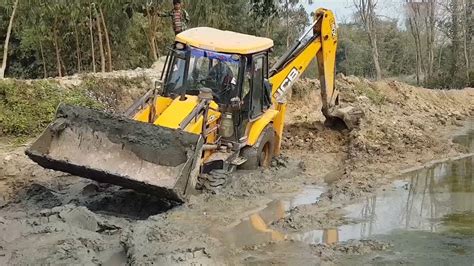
[205,61,236,103]
[165,47,239,105]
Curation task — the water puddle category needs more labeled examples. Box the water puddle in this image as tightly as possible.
[222,127,473,264]
[337,154,474,264]
[222,186,325,247]
[223,155,473,248]
[297,155,473,244]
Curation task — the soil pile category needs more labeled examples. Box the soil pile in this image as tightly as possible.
[285,75,473,200]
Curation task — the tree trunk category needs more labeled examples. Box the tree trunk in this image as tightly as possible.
[0,0,19,79]
[96,11,106,73]
[89,6,96,73]
[99,7,113,72]
[145,8,159,61]
[438,44,443,71]
[266,16,271,37]
[415,47,421,85]
[60,56,67,76]
[467,0,473,70]
[367,0,382,80]
[410,19,423,84]
[450,0,462,86]
[406,2,426,84]
[285,0,290,48]
[53,22,63,77]
[74,25,82,73]
[425,0,436,79]
[39,40,47,78]
[461,0,470,80]
[368,33,382,80]
[150,35,158,61]
[354,0,382,80]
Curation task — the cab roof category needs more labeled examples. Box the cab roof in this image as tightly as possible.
[175,27,274,55]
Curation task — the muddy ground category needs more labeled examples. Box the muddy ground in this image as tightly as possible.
[0,74,473,265]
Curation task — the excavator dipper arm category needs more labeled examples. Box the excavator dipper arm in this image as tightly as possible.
[269,8,338,113]
[268,8,339,155]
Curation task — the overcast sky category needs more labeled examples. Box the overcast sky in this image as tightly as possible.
[303,0,406,23]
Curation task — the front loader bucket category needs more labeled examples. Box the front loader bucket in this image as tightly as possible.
[26,104,203,202]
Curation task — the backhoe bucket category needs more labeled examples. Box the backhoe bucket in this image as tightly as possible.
[26,104,203,202]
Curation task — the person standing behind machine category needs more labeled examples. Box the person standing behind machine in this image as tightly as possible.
[159,0,190,35]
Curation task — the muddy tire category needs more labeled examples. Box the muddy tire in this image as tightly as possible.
[239,126,275,170]
[197,170,229,193]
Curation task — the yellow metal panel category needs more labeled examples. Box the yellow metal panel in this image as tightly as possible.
[269,41,322,99]
[184,108,221,135]
[247,110,279,146]
[133,106,150,123]
[176,27,274,54]
[133,96,173,123]
[272,103,286,155]
[316,8,339,110]
[155,97,174,116]
[154,96,199,129]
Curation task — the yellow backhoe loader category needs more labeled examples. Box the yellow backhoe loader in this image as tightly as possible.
[26,8,361,202]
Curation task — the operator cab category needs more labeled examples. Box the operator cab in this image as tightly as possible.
[162,27,275,134]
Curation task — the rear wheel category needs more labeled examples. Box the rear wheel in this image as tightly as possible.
[239,126,275,170]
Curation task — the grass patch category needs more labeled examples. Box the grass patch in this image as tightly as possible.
[0,79,105,137]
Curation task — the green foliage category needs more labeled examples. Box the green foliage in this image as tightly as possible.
[1,1,471,90]
[0,79,104,137]
[336,21,416,78]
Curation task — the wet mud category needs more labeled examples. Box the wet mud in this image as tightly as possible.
[0,75,473,264]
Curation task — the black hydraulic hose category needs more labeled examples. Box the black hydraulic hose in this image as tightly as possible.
[269,39,303,77]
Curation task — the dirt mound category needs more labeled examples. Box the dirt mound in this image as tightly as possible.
[285,75,473,200]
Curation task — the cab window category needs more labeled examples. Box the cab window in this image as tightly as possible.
[250,56,265,119]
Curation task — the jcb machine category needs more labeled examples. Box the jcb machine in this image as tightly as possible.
[27,9,352,201]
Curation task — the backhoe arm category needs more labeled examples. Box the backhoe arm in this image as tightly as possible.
[269,8,338,116]
[268,8,339,155]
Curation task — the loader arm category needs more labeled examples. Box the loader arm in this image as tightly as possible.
[269,8,338,115]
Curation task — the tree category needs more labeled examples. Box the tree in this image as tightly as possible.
[354,0,382,80]
[449,0,464,87]
[461,0,471,81]
[405,0,437,85]
[0,0,19,78]
[250,0,279,37]
[98,2,113,71]
[88,1,96,72]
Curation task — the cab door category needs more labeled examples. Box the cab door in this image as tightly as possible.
[249,54,267,120]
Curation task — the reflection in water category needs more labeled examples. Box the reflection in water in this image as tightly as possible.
[298,155,473,245]
[453,126,474,153]
[223,148,473,248]
[223,186,325,247]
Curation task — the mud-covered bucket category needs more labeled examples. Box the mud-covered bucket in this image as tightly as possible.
[25,104,203,202]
